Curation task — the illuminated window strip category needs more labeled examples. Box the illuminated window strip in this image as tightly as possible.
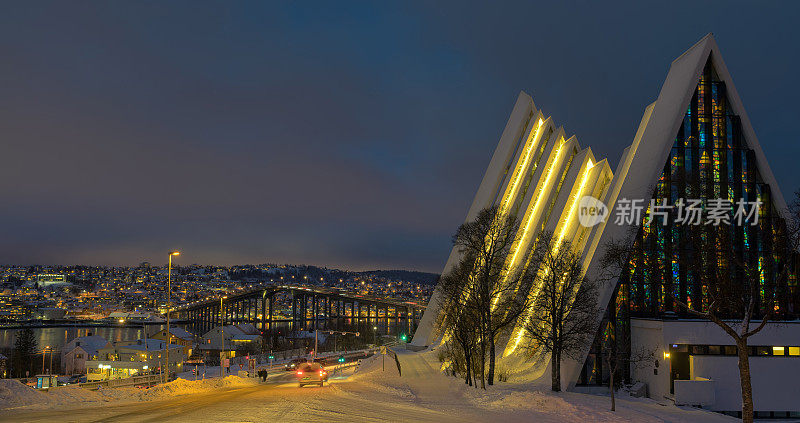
[507,159,596,355]
[491,137,567,313]
[499,118,545,215]
[505,137,567,270]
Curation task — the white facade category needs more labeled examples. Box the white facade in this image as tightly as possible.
[631,319,800,414]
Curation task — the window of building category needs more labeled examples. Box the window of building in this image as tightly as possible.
[690,345,708,355]
[789,347,800,356]
[773,346,785,356]
[755,346,771,356]
[708,345,721,355]
[723,345,737,355]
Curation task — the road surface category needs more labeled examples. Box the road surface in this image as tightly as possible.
[0,351,736,423]
[0,357,466,423]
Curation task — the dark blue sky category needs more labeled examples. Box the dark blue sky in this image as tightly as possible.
[1,1,798,272]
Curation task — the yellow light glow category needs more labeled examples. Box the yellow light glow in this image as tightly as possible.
[789,347,800,356]
[170,251,180,256]
[773,346,785,356]
[499,118,544,215]
[664,351,670,359]
[556,160,594,246]
[507,138,565,269]
[507,158,595,355]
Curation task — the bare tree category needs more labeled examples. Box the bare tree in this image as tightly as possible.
[599,319,654,411]
[597,229,654,411]
[436,260,481,386]
[523,232,600,391]
[436,206,535,388]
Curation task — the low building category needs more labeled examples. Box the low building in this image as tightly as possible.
[198,323,261,359]
[149,327,195,357]
[631,319,800,416]
[85,339,185,381]
[61,335,113,375]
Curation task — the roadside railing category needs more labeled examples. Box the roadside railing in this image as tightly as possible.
[78,373,164,390]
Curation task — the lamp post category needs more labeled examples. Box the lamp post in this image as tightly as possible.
[166,251,180,380]
[220,295,227,378]
[373,326,377,346]
[41,346,50,374]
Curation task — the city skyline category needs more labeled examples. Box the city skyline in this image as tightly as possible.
[2,2,799,272]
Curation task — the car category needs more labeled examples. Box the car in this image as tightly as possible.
[284,357,307,371]
[296,362,328,387]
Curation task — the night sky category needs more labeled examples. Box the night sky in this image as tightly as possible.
[1,2,798,272]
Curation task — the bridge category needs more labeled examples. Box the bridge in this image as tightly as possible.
[175,284,425,337]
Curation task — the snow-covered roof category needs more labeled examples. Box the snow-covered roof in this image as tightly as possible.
[64,335,111,356]
[117,339,183,352]
[202,323,260,338]
[166,327,194,341]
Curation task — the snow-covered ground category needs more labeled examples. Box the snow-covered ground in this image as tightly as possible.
[0,375,260,411]
[0,350,738,422]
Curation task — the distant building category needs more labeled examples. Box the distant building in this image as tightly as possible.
[0,295,31,321]
[33,307,66,320]
[0,353,7,378]
[61,335,113,375]
[36,274,71,288]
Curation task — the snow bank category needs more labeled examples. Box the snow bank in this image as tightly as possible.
[141,375,258,400]
[0,380,122,410]
[0,376,260,411]
[474,390,576,413]
[352,354,401,380]
[0,380,49,409]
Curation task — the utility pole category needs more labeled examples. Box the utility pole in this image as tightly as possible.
[220,295,227,378]
[166,251,179,380]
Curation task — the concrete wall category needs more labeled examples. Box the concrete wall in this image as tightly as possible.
[630,318,800,413]
[691,355,800,412]
[630,319,671,400]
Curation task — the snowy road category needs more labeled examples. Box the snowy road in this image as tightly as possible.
[1,350,738,422]
[1,368,463,423]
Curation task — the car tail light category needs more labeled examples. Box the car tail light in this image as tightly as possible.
[297,371,303,375]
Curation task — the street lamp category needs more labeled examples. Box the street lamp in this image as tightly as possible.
[220,295,227,378]
[373,326,378,346]
[166,251,179,380]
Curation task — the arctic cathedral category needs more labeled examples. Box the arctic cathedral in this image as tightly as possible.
[412,34,800,417]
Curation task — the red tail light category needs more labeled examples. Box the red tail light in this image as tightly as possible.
[297,371,303,375]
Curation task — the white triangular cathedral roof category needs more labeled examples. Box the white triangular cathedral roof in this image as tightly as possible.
[562,32,792,389]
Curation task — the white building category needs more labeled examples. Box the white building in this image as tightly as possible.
[199,323,261,358]
[414,34,800,418]
[61,335,112,375]
[85,339,185,381]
